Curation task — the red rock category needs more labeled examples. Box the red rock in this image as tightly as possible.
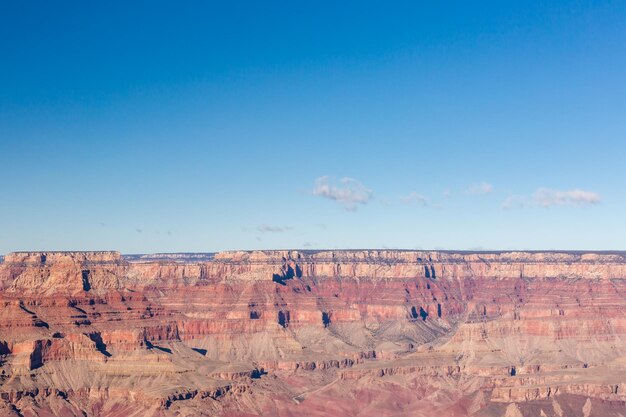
[0,250,625,416]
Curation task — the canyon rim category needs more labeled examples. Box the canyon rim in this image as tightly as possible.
[0,250,625,416]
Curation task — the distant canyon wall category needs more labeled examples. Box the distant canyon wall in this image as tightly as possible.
[2,250,626,294]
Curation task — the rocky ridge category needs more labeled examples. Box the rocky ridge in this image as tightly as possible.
[0,250,625,416]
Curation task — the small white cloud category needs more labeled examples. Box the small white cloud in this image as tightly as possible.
[442,189,451,198]
[400,192,428,206]
[502,188,601,209]
[501,195,528,210]
[312,176,373,211]
[257,225,293,233]
[532,188,601,207]
[465,182,494,195]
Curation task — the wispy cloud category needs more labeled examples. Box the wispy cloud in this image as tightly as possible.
[465,182,494,195]
[400,192,428,206]
[502,188,601,209]
[313,176,373,211]
[257,224,293,233]
[533,188,601,207]
[501,195,526,210]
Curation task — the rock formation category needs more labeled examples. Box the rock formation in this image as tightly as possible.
[0,250,625,416]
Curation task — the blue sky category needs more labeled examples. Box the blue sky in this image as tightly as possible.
[1,1,625,253]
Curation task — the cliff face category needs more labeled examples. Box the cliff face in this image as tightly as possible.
[0,251,126,294]
[4,249,626,291]
[209,249,626,280]
[0,250,625,417]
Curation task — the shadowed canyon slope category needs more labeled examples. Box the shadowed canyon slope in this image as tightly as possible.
[0,250,626,416]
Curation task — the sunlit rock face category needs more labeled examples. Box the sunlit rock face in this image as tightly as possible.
[0,250,626,416]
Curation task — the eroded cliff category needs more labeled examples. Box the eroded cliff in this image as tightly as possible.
[0,250,625,416]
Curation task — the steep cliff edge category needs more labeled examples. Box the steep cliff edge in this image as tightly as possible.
[0,251,126,294]
[210,249,626,281]
[0,250,625,417]
[3,250,626,292]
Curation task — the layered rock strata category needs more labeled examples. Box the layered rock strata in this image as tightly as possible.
[0,250,625,416]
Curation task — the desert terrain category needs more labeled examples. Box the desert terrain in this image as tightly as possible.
[0,250,625,416]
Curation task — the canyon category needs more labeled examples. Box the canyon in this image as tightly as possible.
[0,250,625,416]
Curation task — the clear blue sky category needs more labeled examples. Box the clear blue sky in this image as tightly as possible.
[1,1,625,253]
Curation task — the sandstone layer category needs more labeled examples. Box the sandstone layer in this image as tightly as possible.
[0,250,625,416]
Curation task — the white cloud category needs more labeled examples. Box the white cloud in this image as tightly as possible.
[501,195,528,210]
[532,188,601,207]
[502,188,601,209]
[257,225,293,233]
[400,192,428,206]
[312,176,373,211]
[465,182,494,195]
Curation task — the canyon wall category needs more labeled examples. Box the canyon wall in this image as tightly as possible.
[0,250,625,416]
